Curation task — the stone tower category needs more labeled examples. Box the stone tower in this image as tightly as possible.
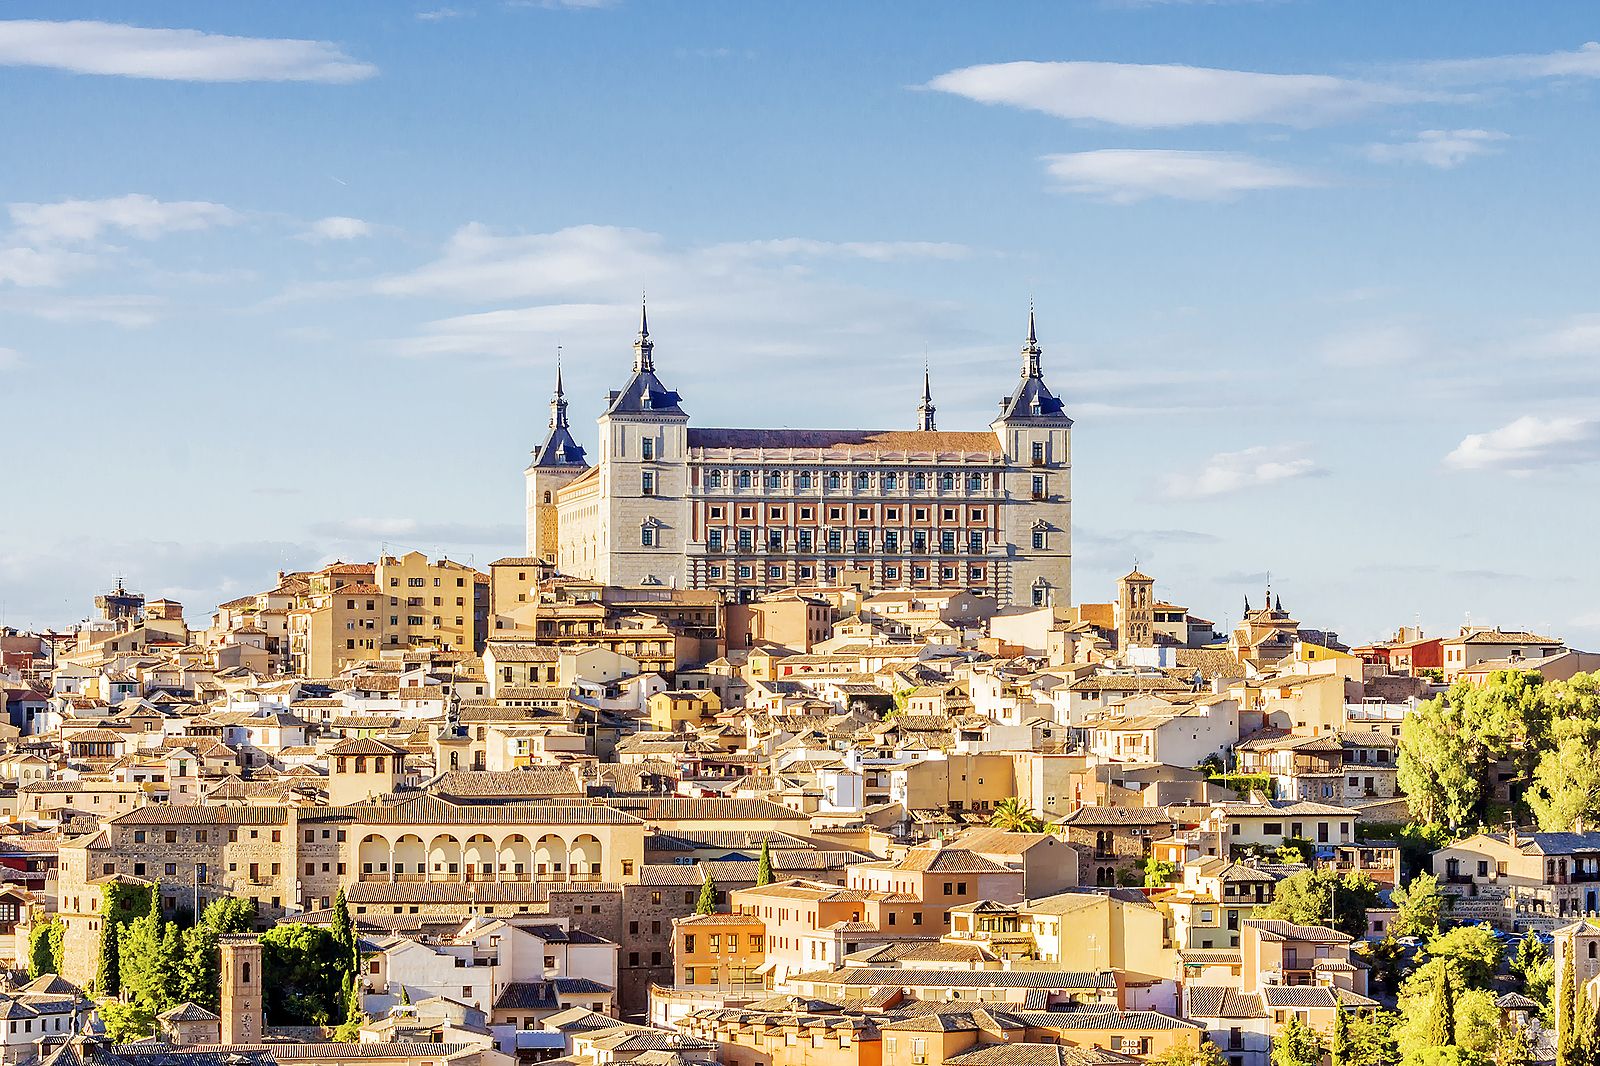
[594,300,690,588]
[219,935,264,1045]
[992,307,1074,609]
[524,363,590,560]
[1116,569,1155,650]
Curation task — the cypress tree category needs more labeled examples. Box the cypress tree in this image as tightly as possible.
[1427,963,1456,1047]
[1560,949,1579,1066]
[696,874,718,915]
[1331,1005,1351,1066]
[756,840,774,887]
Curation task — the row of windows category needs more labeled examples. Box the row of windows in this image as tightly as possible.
[703,469,996,493]
[710,502,991,525]
[394,576,468,588]
[708,562,986,584]
[705,528,1000,554]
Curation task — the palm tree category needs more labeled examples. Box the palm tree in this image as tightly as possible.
[990,797,1043,833]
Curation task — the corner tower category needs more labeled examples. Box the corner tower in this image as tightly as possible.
[524,364,590,560]
[595,301,690,588]
[992,307,1073,609]
[219,935,264,1045]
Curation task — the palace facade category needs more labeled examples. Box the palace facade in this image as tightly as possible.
[524,307,1073,608]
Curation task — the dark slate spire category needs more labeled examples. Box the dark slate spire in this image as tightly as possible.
[1244,595,1252,615]
[633,296,654,373]
[530,359,588,468]
[606,299,686,418]
[994,304,1071,425]
[917,361,937,432]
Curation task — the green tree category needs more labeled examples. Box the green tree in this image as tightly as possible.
[1333,1006,1352,1066]
[331,888,354,954]
[696,873,718,915]
[118,902,185,1015]
[989,797,1043,833]
[99,999,157,1043]
[97,880,153,996]
[1428,925,1503,991]
[756,839,774,887]
[1558,947,1578,1066]
[1510,936,1552,1020]
[1528,691,1600,831]
[1272,1015,1325,1066]
[28,918,61,979]
[1275,839,1315,866]
[1146,1041,1227,1066]
[1260,870,1379,940]
[1392,872,1446,940]
[1399,672,1556,828]
[1428,963,1458,1047]
[332,964,365,1043]
[261,923,345,1026]
[1143,856,1177,888]
[1345,1009,1401,1066]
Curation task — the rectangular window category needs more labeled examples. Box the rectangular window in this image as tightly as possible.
[642,471,656,495]
[737,528,753,552]
[641,525,656,547]
[884,531,899,552]
[1032,529,1046,549]
[641,438,654,460]
[707,529,723,551]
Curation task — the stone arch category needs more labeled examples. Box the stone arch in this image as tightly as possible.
[499,834,532,881]
[392,834,426,881]
[464,834,496,881]
[569,834,603,882]
[534,833,566,880]
[428,834,463,880]
[358,834,391,880]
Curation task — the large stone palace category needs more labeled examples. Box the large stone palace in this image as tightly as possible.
[524,305,1073,607]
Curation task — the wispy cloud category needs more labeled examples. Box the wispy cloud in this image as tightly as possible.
[1165,444,1325,498]
[1414,41,1600,85]
[926,60,1430,128]
[1532,314,1600,358]
[0,19,376,83]
[416,7,470,20]
[9,193,237,244]
[1318,323,1433,367]
[307,517,520,544]
[0,245,96,287]
[1445,415,1600,473]
[1363,129,1507,168]
[1043,150,1318,202]
[302,216,373,241]
[0,346,20,370]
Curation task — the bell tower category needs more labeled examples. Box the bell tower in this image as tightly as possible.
[220,935,264,1045]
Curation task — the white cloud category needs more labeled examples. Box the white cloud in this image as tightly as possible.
[416,8,469,20]
[9,193,237,244]
[0,19,376,82]
[303,216,373,241]
[1043,150,1318,202]
[1444,415,1600,473]
[1363,129,1507,168]
[1415,42,1600,84]
[0,346,20,370]
[926,60,1429,128]
[1533,314,1600,358]
[1319,323,1432,367]
[21,294,165,328]
[0,244,97,287]
[1165,444,1324,498]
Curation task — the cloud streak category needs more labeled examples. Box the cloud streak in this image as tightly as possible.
[0,19,377,83]
[1445,415,1600,473]
[9,193,237,244]
[1043,150,1319,202]
[1165,444,1325,498]
[1363,129,1507,169]
[927,60,1430,128]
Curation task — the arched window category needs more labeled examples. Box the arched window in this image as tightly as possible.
[242,961,251,984]
[542,491,552,504]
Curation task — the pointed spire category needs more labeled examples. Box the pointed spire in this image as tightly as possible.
[1020,301,1042,379]
[917,358,937,432]
[1275,594,1283,613]
[633,293,654,373]
[1244,595,1251,615]
[549,352,569,431]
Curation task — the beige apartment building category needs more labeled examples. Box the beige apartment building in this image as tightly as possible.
[55,795,648,987]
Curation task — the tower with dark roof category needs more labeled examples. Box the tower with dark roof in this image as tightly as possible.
[589,300,690,588]
[524,363,593,560]
[992,307,1074,609]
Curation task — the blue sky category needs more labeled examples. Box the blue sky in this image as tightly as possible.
[3,1,1599,647]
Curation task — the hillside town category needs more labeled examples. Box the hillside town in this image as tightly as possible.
[0,314,1595,1066]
